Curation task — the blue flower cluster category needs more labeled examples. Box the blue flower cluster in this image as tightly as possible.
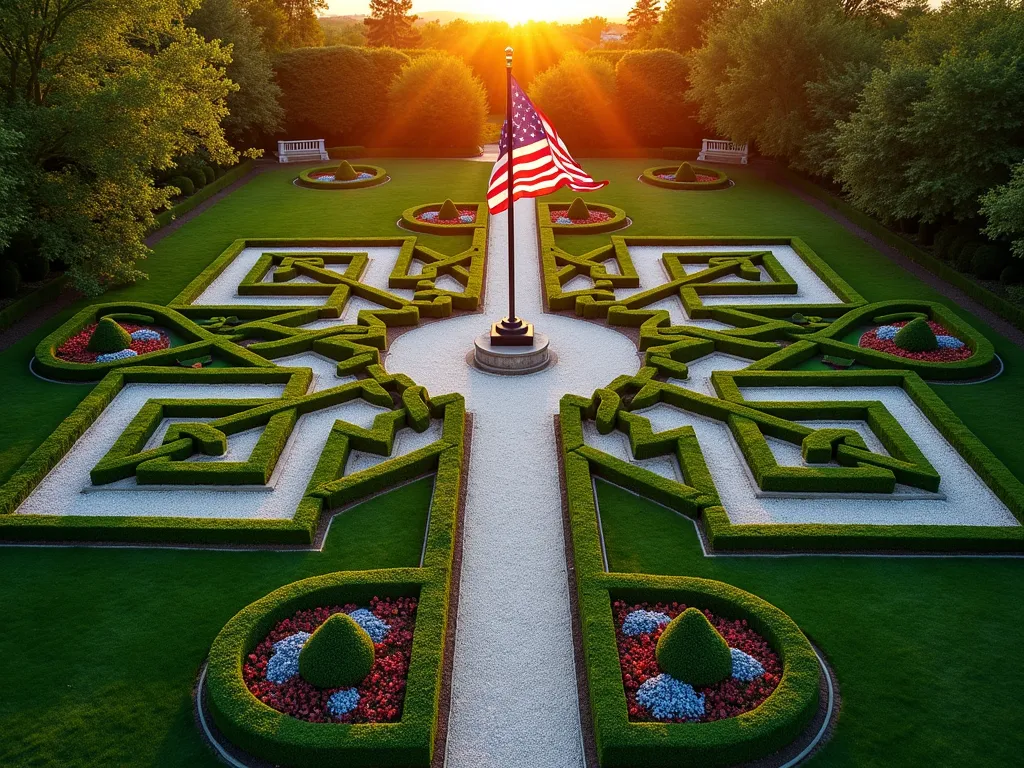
[420,211,439,220]
[348,608,390,643]
[555,216,573,225]
[355,172,373,180]
[936,334,965,349]
[95,349,138,363]
[622,609,671,637]
[458,214,474,223]
[636,674,705,720]
[875,325,899,340]
[326,687,361,716]
[730,648,765,681]
[130,328,161,342]
[265,631,310,683]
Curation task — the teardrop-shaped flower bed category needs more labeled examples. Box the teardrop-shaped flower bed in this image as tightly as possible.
[549,209,612,225]
[56,322,170,364]
[860,319,971,362]
[613,599,781,723]
[243,596,417,724]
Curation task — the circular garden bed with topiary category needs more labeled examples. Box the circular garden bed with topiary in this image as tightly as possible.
[614,600,782,723]
[641,162,731,190]
[297,161,388,190]
[243,597,417,724]
[56,316,170,364]
[544,198,628,233]
[860,316,972,362]
[415,198,477,225]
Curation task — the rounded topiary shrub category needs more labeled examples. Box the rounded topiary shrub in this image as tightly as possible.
[298,612,375,688]
[971,245,1008,280]
[168,175,194,198]
[932,228,959,260]
[894,317,938,352]
[566,197,591,220]
[0,260,22,298]
[1000,260,1024,285]
[385,53,487,150]
[87,317,132,353]
[655,607,732,686]
[185,167,206,191]
[675,162,697,182]
[954,241,981,273]
[616,49,700,147]
[334,160,360,181]
[437,198,460,219]
[202,165,216,184]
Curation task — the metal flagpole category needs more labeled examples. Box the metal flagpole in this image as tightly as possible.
[489,46,533,346]
[505,46,516,328]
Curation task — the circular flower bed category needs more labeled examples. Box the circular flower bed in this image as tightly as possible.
[56,322,170,364]
[417,209,476,225]
[656,172,719,183]
[641,165,731,190]
[243,596,417,724]
[549,210,612,226]
[860,319,972,362]
[614,599,781,723]
[297,164,387,190]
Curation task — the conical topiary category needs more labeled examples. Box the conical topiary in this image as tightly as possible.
[87,317,132,353]
[438,198,461,219]
[298,612,375,688]
[655,607,732,686]
[566,197,591,221]
[893,317,938,352]
[335,160,360,181]
[674,162,697,182]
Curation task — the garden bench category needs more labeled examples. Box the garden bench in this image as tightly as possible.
[276,139,329,163]
[697,139,749,165]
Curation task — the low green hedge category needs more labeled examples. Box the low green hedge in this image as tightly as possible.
[640,165,731,191]
[0,273,69,332]
[152,160,254,232]
[296,164,388,190]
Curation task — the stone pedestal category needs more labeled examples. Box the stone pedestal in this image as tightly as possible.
[472,332,552,375]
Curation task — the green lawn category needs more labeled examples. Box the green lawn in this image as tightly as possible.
[0,477,433,766]
[597,480,1024,767]
[1,158,1022,766]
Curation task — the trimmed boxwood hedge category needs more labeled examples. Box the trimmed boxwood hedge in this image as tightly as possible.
[296,164,388,190]
[640,165,731,191]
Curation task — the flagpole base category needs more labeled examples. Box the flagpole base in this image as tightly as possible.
[490,316,534,346]
[473,331,552,375]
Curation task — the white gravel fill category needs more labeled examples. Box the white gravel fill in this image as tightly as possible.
[271,352,356,393]
[387,199,641,768]
[190,246,412,306]
[633,384,1018,526]
[624,244,841,308]
[344,421,445,475]
[582,422,682,482]
[17,383,394,519]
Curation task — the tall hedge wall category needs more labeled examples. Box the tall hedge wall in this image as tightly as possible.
[273,45,410,146]
[616,49,705,149]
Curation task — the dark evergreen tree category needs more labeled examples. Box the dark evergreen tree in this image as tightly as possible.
[364,0,421,48]
[627,0,662,39]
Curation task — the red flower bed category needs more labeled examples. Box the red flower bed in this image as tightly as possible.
[243,596,417,724]
[656,173,719,183]
[859,320,972,362]
[56,323,170,364]
[416,208,476,225]
[549,210,612,224]
[614,599,781,723]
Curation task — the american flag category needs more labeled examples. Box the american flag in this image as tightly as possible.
[486,77,607,214]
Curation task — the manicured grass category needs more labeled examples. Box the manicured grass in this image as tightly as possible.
[597,480,1024,767]
[548,161,1024,482]
[0,477,433,767]
[0,159,491,485]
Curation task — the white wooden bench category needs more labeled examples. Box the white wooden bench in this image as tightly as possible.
[697,139,749,165]
[276,139,329,163]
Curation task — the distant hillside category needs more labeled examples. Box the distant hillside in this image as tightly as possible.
[414,10,497,24]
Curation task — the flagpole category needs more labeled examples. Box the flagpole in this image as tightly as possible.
[505,46,516,329]
[490,46,533,346]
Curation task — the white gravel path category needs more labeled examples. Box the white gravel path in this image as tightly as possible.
[386,199,642,768]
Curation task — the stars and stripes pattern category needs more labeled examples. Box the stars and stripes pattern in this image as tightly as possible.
[486,77,607,214]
